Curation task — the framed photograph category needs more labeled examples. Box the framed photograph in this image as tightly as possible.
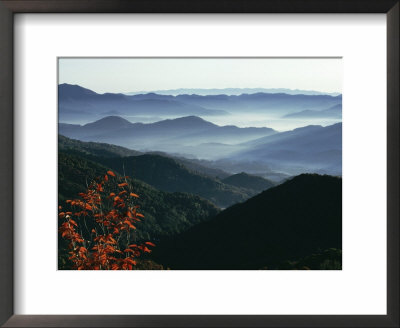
[0,1,398,327]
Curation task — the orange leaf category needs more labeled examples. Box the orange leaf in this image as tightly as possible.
[118,182,128,188]
[125,258,137,265]
[136,213,144,218]
[130,193,139,198]
[145,241,156,247]
[107,170,116,177]
[69,219,78,226]
[123,220,136,229]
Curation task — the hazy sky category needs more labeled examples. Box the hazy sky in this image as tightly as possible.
[59,58,342,94]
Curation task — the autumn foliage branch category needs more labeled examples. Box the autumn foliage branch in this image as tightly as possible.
[59,170,155,270]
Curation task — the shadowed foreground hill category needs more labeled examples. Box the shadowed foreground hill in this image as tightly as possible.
[59,152,220,241]
[67,151,261,208]
[152,174,342,269]
[222,172,275,192]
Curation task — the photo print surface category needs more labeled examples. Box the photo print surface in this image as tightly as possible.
[58,58,342,270]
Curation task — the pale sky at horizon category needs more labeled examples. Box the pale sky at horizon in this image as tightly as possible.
[59,58,342,94]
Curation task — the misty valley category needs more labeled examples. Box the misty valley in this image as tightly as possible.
[58,83,342,270]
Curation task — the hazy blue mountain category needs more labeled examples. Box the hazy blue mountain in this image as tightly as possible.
[125,88,341,97]
[58,115,277,154]
[59,84,228,121]
[152,174,342,269]
[174,93,342,114]
[59,84,342,122]
[229,123,342,175]
[284,104,342,119]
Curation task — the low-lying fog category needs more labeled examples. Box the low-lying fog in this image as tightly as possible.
[63,112,341,133]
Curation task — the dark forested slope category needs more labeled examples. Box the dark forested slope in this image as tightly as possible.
[152,174,342,269]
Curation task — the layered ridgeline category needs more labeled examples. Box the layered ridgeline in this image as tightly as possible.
[59,83,342,121]
[59,116,341,176]
[59,84,342,176]
[125,87,341,97]
[152,174,342,270]
[283,104,342,119]
[59,115,276,157]
[59,136,276,208]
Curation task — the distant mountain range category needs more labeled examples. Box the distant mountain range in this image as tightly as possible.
[59,84,227,122]
[125,87,341,97]
[152,174,342,269]
[283,104,342,119]
[59,84,342,122]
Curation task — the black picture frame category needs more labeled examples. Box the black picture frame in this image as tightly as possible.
[0,1,398,327]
